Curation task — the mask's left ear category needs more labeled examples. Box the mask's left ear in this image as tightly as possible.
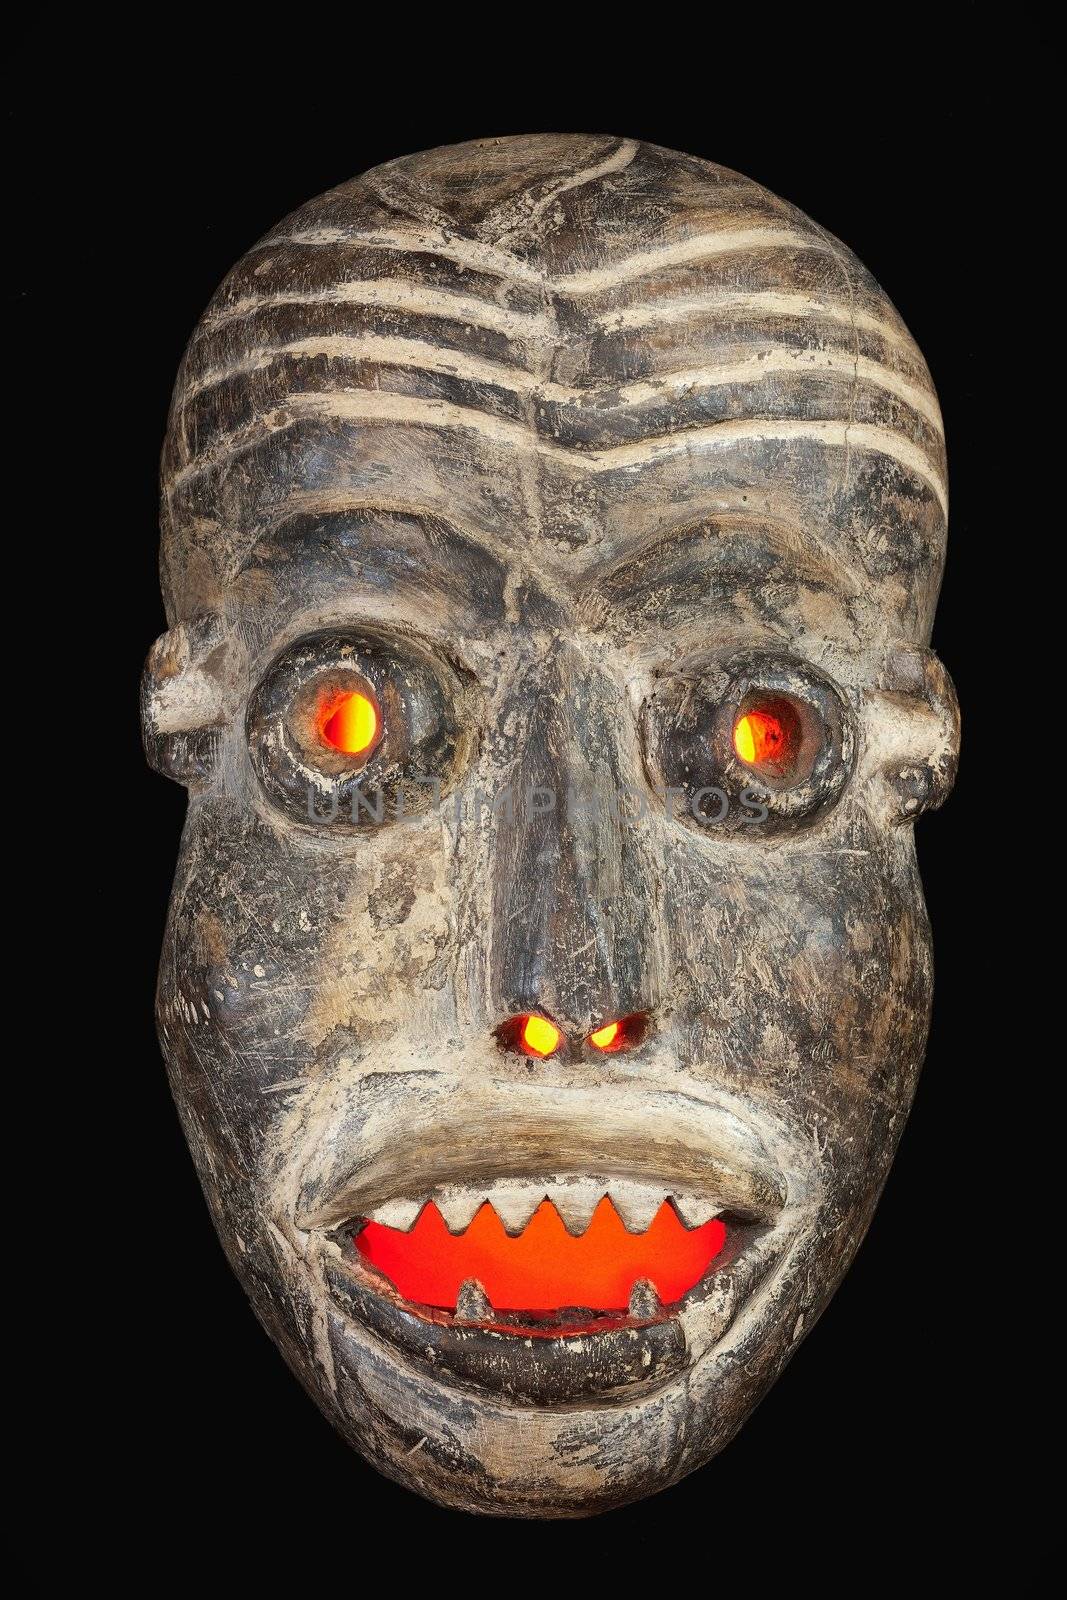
[860,643,960,826]
[141,612,235,787]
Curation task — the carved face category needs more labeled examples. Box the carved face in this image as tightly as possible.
[143,136,957,1516]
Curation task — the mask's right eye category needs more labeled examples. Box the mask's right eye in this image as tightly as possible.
[247,630,469,830]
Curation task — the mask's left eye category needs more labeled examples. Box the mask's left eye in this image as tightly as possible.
[247,630,470,831]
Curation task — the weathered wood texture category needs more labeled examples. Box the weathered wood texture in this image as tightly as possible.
[144,136,958,1516]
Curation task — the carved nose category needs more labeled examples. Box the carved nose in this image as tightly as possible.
[489,650,660,1039]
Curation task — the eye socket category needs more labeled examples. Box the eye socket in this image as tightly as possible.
[318,688,380,757]
[642,651,854,836]
[246,630,471,831]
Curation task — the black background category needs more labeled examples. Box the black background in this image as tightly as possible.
[18,24,1023,1586]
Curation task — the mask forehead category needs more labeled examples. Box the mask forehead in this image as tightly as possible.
[161,135,945,643]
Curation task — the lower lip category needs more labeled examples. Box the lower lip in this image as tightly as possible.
[354,1198,728,1318]
[323,1211,784,1403]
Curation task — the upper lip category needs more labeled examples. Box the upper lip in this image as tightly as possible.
[286,1062,809,1237]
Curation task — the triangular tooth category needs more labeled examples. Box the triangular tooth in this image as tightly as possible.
[670,1192,723,1229]
[454,1279,493,1322]
[547,1178,603,1235]
[433,1188,485,1233]
[611,1182,665,1233]
[488,1183,544,1235]
[367,1198,422,1231]
[628,1278,664,1318]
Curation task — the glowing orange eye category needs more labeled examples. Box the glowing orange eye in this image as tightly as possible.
[733,708,787,766]
[520,1015,561,1057]
[319,689,379,756]
[589,1021,621,1051]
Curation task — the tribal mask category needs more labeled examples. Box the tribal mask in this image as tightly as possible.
[143,135,958,1516]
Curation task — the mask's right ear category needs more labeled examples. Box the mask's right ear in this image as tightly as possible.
[141,613,235,786]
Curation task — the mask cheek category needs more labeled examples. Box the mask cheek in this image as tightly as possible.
[160,844,315,1072]
[266,845,455,1060]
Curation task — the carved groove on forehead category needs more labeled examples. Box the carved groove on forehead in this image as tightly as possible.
[360,132,642,240]
[170,393,945,509]
[195,225,830,337]
[181,335,942,439]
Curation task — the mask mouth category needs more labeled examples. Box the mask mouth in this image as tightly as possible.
[350,1179,734,1329]
[318,1172,793,1403]
[287,1075,812,1404]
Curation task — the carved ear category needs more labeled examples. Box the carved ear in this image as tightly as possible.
[141,613,236,786]
[861,644,960,825]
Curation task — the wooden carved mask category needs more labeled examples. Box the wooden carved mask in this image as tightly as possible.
[143,136,958,1516]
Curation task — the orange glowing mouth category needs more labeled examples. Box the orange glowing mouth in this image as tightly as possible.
[355,1197,727,1314]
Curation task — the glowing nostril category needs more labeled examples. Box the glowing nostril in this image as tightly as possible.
[587,1013,649,1053]
[499,1013,644,1059]
[520,1015,561,1057]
